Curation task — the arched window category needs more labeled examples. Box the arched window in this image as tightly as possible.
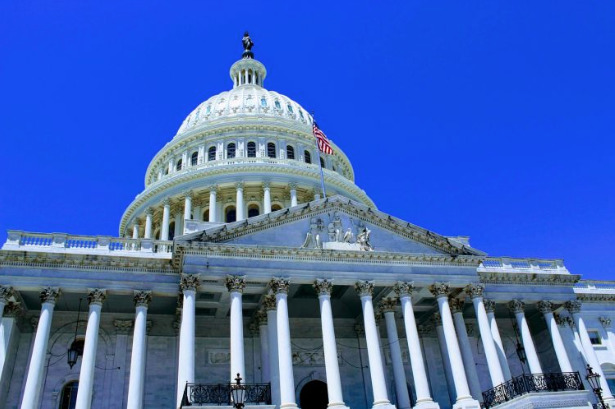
[191,152,198,166]
[227,143,236,159]
[164,167,169,176]
[203,209,209,222]
[225,207,236,223]
[176,159,182,171]
[267,143,276,158]
[271,204,282,211]
[248,204,260,218]
[206,105,211,114]
[320,157,326,168]
[260,97,267,107]
[304,150,312,164]
[286,146,295,160]
[287,104,293,113]
[168,222,175,241]
[298,110,304,119]
[247,142,256,158]
[59,381,79,409]
[208,146,216,161]
[274,100,281,109]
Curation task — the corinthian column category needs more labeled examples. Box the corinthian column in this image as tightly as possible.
[393,282,439,409]
[0,286,13,320]
[226,275,246,382]
[236,183,245,221]
[537,301,572,373]
[209,186,218,222]
[289,183,298,207]
[484,300,511,381]
[127,291,152,409]
[161,198,171,241]
[263,182,272,214]
[508,300,542,375]
[355,281,395,409]
[21,288,60,409]
[177,274,200,408]
[183,191,193,222]
[380,298,411,409]
[314,279,349,409]
[76,289,107,409]
[263,295,280,407]
[255,310,270,383]
[449,298,482,400]
[144,209,153,239]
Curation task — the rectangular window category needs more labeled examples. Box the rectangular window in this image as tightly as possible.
[588,330,602,345]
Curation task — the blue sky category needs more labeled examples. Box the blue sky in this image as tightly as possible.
[1,1,614,279]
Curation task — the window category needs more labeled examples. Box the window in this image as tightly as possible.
[164,167,169,175]
[274,100,281,109]
[176,159,182,171]
[304,150,312,164]
[271,204,282,211]
[206,105,211,114]
[168,222,175,241]
[247,142,256,158]
[607,378,615,396]
[191,152,198,166]
[203,209,209,221]
[589,330,602,345]
[298,110,304,119]
[227,143,236,159]
[260,97,267,107]
[208,146,216,161]
[320,157,325,168]
[286,146,295,160]
[267,142,276,158]
[225,207,236,223]
[287,104,293,113]
[248,205,260,218]
[59,381,79,409]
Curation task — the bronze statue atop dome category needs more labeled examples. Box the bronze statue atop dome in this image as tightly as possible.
[242,32,254,59]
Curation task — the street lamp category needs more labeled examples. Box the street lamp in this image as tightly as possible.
[231,373,247,409]
[67,298,83,368]
[586,364,606,409]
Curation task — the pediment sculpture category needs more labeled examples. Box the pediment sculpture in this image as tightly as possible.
[301,212,373,251]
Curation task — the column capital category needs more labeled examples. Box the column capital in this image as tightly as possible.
[263,181,271,189]
[355,280,374,297]
[600,317,612,328]
[484,299,496,313]
[508,299,525,314]
[183,190,193,199]
[449,298,464,314]
[208,184,218,193]
[235,182,244,190]
[564,300,582,314]
[145,207,154,216]
[134,290,152,307]
[162,198,171,206]
[554,313,573,327]
[269,277,290,294]
[379,297,398,313]
[114,319,134,334]
[431,312,442,326]
[465,283,484,299]
[429,282,450,298]
[313,278,333,296]
[225,275,246,293]
[537,300,554,314]
[180,274,201,292]
[393,281,414,297]
[255,310,267,326]
[87,289,107,306]
[40,287,60,304]
[263,294,277,311]
[4,301,23,318]
[289,181,298,190]
[0,286,14,303]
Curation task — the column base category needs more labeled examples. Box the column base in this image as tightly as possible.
[413,400,440,409]
[452,397,480,409]
[372,401,396,409]
[327,403,350,409]
[280,403,299,409]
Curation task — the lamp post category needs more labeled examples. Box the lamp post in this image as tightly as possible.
[67,298,83,369]
[231,373,247,409]
[587,364,607,409]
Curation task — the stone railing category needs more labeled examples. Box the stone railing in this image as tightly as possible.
[478,257,568,274]
[2,231,173,257]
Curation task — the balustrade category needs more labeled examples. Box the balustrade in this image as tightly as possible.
[181,382,271,407]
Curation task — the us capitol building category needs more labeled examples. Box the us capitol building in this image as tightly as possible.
[1,35,614,409]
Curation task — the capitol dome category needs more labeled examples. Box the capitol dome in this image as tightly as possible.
[119,36,375,239]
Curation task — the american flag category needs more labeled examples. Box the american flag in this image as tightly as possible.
[312,121,333,155]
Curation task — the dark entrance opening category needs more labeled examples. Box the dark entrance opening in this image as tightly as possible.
[299,380,328,409]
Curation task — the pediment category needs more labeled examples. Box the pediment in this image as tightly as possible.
[177,196,485,256]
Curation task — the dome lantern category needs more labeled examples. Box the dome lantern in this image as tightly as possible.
[230,32,266,88]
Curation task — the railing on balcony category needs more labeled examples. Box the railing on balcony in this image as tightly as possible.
[482,372,584,408]
[478,257,568,274]
[181,382,271,407]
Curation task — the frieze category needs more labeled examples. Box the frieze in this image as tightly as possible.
[576,293,615,303]
[479,271,580,286]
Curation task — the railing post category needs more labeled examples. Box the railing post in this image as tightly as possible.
[181,382,190,407]
[52,233,67,248]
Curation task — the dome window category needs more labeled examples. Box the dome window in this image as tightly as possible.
[298,110,304,119]
[260,97,267,107]
[248,204,260,218]
[320,157,326,168]
[267,142,276,158]
[203,209,209,221]
[191,152,198,166]
[304,150,312,164]
[176,159,182,171]
[206,105,211,114]
[287,104,293,113]
[227,143,236,159]
[208,146,216,161]
[247,142,256,158]
[271,204,282,211]
[286,146,295,160]
[225,206,237,223]
[274,100,281,109]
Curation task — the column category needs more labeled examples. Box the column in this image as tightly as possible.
[126,291,152,409]
[132,223,140,239]
[174,213,182,237]
[600,317,615,360]
[355,281,396,409]
[236,183,245,221]
[255,311,270,383]
[209,186,217,222]
[161,199,171,241]
[177,275,200,408]
[380,298,411,409]
[263,295,280,407]
[314,279,349,409]
[484,300,512,381]
[193,200,202,222]
[21,288,60,409]
[263,182,272,214]
[269,278,298,409]
[429,283,479,409]
[75,289,107,409]
[537,301,573,373]
[314,186,321,201]
[0,287,12,320]
[465,284,505,388]
[449,299,482,400]
[289,183,298,207]
[565,300,615,402]
[144,210,153,239]
[433,313,456,403]
[183,191,193,222]
[112,320,132,409]
[226,275,246,382]
[508,300,542,374]
[393,283,439,409]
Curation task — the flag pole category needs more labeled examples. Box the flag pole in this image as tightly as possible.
[311,113,327,199]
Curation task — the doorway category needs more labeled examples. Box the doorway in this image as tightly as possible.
[299,380,328,409]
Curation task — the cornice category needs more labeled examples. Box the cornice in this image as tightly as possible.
[575,293,615,303]
[479,271,580,286]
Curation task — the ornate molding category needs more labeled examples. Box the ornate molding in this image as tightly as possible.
[432,312,442,326]
[180,274,201,292]
[225,275,246,293]
[394,281,414,297]
[3,302,22,318]
[564,300,582,314]
[269,277,290,294]
[508,299,525,314]
[0,286,14,303]
[479,271,580,286]
[114,319,133,334]
[599,317,612,328]
[576,293,615,303]
[355,280,374,297]
[449,298,464,314]
[465,283,484,299]
[379,297,398,313]
[40,287,60,304]
[255,310,267,326]
[429,282,450,298]
[262,294,276,311]
[87,289,107,306]
[554,313,573,327]
[134,290,152,307]
[354,323,364,335]
[313,279,333,296]
[537,300,553,314]
[484,299,496,313]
